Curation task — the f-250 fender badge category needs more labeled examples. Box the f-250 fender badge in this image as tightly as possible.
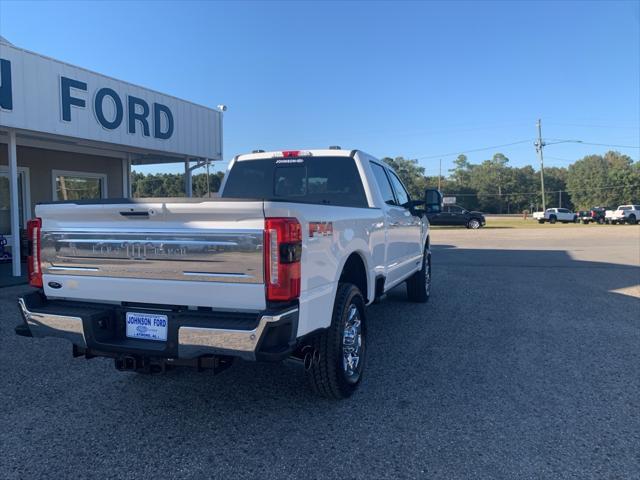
[309,221,333,238]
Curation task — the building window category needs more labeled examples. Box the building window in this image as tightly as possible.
[0,167,30,237]
[52,170,107,201]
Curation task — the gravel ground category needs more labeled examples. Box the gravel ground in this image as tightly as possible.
[1,226,639,479]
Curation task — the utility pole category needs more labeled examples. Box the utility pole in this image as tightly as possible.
[558,190,562,208]
[534,119,546,211]
[205,159,211,198]
[438,159,442,191]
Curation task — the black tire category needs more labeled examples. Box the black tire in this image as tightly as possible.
[581,219,588,224]
[307,283,366,399]
[598,218,605,225]
[628,215,637,225]
[406,249,431,303]
[549,216,557,224]
[538,220,544,224]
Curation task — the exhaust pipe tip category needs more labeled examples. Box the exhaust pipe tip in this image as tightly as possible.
[303,352,313,370]
[303,348,320,370]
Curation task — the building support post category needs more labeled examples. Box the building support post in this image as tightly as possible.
[122,156,131,199]
[8,129,21,276]
[127,154,132,198]
[184,158,192,197]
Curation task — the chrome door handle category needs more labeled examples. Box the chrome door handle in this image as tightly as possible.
[389,222,400,227]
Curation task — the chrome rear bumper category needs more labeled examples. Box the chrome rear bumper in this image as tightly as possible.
[17,292,299,361]
[18,297,87,347]
[177,309,298,358]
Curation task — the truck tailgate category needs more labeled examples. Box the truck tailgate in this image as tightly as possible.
[37,199,267,311]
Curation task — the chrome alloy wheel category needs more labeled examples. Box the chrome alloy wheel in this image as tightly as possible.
[469,219,481,229]
[342,304,363,382]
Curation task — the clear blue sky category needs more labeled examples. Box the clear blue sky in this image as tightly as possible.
[1,0,638,175]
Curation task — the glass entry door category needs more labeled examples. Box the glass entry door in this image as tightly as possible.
[0,167,30,255]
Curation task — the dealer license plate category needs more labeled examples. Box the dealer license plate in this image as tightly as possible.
[126,312,168,341]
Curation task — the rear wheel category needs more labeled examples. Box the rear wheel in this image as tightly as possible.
[628,215,637,225]
[538,220,544,224]
[598,218,605,225]
[307,283,366,399]
[406,249,431,303]
[467,218,481,229]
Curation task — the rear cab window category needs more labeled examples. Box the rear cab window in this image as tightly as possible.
[222,156,369,208]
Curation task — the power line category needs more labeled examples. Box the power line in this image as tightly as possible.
[545,122,640,130]
[575,141,640,149]
[416,139,533,160]
[445,184,640,197]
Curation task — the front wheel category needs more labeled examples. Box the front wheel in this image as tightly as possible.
[628,215,637,225]
[406,250,431,303]
[307,283,366,399]
[549,216,557,224]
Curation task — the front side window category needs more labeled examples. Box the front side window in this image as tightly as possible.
[54,172,105,201]
[370,163,396,206]
[388,171,410,206]
[223,156,368,208]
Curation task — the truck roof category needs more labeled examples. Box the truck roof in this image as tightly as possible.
[236,148,360,161]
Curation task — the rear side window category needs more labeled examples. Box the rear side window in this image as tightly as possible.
[222,156,368,208]
[370,163,396,205]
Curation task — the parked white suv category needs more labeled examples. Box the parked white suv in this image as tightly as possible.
[16,148,442,399]
[606,205,640,225]
[532,208,578,224]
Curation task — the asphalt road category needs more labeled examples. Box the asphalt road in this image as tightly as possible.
[1,226,639,479]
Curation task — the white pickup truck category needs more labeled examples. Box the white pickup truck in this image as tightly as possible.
[605,205,640,225]
[532,208,578,224]
[16,148,442,399]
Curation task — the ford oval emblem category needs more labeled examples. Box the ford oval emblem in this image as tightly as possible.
[48,281,62,289]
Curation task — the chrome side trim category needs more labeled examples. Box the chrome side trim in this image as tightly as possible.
[182,271,253,279]
[18,297,86,347]
[48,266,99,272]
[178,308,298,360]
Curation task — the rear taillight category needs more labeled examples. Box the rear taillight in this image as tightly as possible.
[264,217,302,302]
[27,218,43,288]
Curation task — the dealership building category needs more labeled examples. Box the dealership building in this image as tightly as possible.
[0,37,223,282]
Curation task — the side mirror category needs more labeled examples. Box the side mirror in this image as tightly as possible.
[424,189,443,213]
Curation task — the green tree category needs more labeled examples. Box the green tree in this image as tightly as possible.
[566,151,639,209]
[449,154,473,186]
